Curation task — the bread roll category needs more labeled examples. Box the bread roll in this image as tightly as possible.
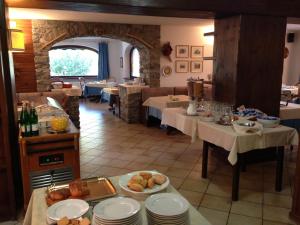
[147,178,155,189]
[80,218,91,225]
[49,190,65,200]
[128,183,144,192]
[139,172,152,180]
[141,179,148,188]
[57,217,69,225]
[153,174,167,185]
[130,175,144,184]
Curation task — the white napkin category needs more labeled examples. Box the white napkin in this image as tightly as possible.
[232,120,264,136]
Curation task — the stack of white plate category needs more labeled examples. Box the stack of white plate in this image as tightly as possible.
[93,197,141,225]
[145,193,190,225]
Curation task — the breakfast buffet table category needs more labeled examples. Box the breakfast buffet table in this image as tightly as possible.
[161,107,299,200]
[23,176,204,225]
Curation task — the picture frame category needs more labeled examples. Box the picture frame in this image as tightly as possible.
[190,46,204,58]
[175,45,189,58]
[190,60,203,73]
[175,60,189,73]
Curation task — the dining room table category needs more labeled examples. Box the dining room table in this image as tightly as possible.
[143,95,189,121]
[280,102,300,130]
[23,175,206,225]
[161,107,299,200]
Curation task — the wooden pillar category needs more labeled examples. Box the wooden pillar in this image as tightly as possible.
[0,0,21,220]
[213,15,286,116]
[290,138,300,223]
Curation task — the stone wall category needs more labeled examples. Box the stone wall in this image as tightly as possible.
[31,20,161,91]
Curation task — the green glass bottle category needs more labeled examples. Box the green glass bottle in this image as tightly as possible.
[23,103,31,137]
[20,102,26,137]
[30,102,39,136]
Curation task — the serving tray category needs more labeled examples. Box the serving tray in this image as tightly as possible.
[47,177,117,203]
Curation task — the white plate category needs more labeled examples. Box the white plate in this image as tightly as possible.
[119,171,169,195]
[93,197,140,220]
[47,199,89,221]
[145,193,189,216]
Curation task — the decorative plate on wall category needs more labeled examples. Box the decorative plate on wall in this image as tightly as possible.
[161,66,172,76]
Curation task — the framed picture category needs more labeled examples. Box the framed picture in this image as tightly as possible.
[175,45,189,58]
[190,46,204,58]
[175,60,189,73]
[190,60,203,73]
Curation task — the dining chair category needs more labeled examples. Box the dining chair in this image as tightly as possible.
[78,77,86,100]
[280,90,292,106]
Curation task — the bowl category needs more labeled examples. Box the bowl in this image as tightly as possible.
[50,116,69,131]
[257,116,280,128]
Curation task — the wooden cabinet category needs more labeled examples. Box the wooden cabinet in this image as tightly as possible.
[19,122,80,209]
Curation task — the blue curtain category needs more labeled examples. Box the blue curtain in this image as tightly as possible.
[98,42,110,80]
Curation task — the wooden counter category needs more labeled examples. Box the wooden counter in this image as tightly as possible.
[19,121,80,209]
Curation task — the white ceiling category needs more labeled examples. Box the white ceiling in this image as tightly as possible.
[8,8,213,26]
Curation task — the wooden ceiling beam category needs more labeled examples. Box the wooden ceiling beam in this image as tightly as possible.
[5,0,300,18]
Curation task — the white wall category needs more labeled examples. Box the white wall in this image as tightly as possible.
[283,31,300,85]
[160,23,214,87]
[53,37,132,83]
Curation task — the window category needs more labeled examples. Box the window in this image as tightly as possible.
[130,47,140,78]
[49,46,98,77]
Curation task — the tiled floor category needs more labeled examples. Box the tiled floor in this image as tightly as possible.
[79,100,298,225]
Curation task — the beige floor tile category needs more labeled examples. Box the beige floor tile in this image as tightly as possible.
[171,161,197,170]
[178,189,203,207]
[180,178,209,193]
[263,206,296,225]
[117,153,139,161]
[165,167,191,179]
[231,201,262,218]
[146,164,169,173]
[125,161,150,170]
[154,157,176,167]
[200,194,231,212]
[168,176,185,189]
[264,182,292,196]
[240,177,264,192]
[108,159,131,168]
[133,155,157,164]
[262,220,290,225]
[264,193,292,209]
[227,213,262,225]
[239,189,263,204]
[206,183,232,198]
[198,207,228,225]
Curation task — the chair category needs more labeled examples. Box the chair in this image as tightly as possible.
[281,90,292,106]
[78,77,86,100]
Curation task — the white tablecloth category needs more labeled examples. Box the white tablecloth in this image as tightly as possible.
[23,176,204,225]
[282,85,299,96]
[102,87,119,95]
[280,103,300,120]
[161,108,298,165]
[143,95,189,111]
[161,108,200,142]
[119,84,149,95]
[51,86,82,96]
[85,82,107,88]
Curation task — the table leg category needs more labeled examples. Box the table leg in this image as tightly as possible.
[202,141,209,178]
[232,155,240,201]
[240,154,247,172]
[276,146,284,192]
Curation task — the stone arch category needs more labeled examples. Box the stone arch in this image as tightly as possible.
[32,20,160,91]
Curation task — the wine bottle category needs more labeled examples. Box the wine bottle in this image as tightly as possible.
[30,102,39,136]
[20,102,26,137]
[23,102,31,137]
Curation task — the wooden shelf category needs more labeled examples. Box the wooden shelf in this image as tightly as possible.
[203,32,215,36]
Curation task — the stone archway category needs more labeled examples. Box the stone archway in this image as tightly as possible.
[32,20,160,91]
